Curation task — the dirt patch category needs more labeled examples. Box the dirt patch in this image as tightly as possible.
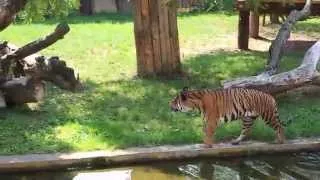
[180,22,318,59]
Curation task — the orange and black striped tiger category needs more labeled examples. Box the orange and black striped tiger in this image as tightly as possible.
[170,87,285,148]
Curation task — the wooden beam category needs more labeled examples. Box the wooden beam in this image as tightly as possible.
[0,138,319,173]
[249,11,260,38]
[238,9,250,50]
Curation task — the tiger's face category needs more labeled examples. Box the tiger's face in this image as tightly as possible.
[170,87,194,112]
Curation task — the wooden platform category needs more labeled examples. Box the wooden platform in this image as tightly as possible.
[0,138,319,173]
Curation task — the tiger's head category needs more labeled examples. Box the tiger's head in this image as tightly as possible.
[170,87,197,112]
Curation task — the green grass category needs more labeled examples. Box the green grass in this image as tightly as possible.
[0,13,319,154]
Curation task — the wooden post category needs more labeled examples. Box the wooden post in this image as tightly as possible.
[249,11,260,38]
[133,0,181,77]
[238,9,250,50]
[80,0,93,15]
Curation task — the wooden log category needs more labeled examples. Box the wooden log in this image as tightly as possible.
[223,40,320,95]
[0,43,82,107]
[238,9,250,50]
[0,138,319,173]
[1,77,45,105]
[0,23,70,76]
[249,11,260,38]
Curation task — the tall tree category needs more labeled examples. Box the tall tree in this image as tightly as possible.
[133,0,181,77]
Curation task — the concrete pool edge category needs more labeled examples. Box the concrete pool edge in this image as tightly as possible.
[0,138,319,173]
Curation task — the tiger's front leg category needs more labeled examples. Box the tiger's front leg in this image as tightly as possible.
[201,116,217,148]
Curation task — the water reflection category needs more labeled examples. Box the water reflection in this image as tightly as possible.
[0,152,319,180]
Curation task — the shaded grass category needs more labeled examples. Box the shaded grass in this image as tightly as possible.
[0,13,319,154]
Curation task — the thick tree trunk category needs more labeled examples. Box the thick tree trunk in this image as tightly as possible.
[133,0,181,77]
[222,0,314,95]
[0,0,27,31]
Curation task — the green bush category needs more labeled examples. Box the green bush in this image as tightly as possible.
[203,0,225,11]
[17,0,80,22]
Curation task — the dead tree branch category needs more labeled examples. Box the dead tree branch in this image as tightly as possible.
[223,40,320,95]
[265,0,312,75]
[0,23,70,76]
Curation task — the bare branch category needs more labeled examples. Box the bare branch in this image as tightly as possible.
[0,23,70,75]
[265,0,312,75]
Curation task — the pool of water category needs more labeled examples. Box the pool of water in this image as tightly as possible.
[1,152,320,180]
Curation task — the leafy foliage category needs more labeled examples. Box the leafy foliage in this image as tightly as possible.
[203,0,225,11]
[18,0,80,22]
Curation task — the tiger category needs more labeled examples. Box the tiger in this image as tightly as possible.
[170,87,285,148]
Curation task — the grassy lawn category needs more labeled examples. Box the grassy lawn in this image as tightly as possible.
[0,13,319,155]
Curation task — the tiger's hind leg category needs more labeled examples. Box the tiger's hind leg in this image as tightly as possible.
[276,125,285,144]
[231,116,254,145]
[265,112,286,144]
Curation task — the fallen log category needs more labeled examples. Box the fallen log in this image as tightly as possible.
[0,138,319,173]
[223,40,320,95]
[1,76,45,105]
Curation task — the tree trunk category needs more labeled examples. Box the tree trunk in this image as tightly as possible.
[0,0,27,31]
[133,0,181,77]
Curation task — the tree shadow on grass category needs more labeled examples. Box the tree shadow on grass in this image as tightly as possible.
[0,106,74,155]
[182,50,267,87]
